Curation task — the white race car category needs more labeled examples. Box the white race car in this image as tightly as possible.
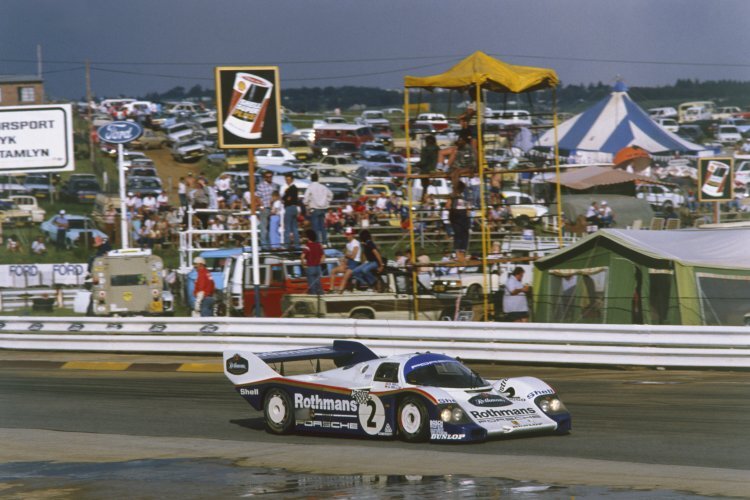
[224,341,571,443]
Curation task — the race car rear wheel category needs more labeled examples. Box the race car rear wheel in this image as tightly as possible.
[397,396,428,442]
[264,388,294,434]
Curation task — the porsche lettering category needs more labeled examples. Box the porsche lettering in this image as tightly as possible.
[301,420,359,430]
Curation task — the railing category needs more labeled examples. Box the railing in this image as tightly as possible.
[0,289,79,312]
[1,316,748,368]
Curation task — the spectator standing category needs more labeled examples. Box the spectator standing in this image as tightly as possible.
[157,191,170,213]
[416,134,439,203]
[351,229,384,290]
[269,191,283,249]
[446,181,471,264]
[53,210,69,249]
[103,204,117,243]
[303,172,333,246]
[255,171,277,249]
[301,229,324,295]
[281,174,300,249]
[178,177,188,208]
[503,266,530,322]
[193,256,216,317]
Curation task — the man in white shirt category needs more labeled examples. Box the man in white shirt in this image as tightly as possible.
[303,172,333,246]
[503,267,530,322]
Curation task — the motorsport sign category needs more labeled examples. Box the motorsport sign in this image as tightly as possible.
[215,66,281,148]
[698,157,734,202]
[0,103,74,173]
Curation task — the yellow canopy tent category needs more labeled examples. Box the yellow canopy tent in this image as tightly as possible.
[404,50,559,92]
[403,51,561,321]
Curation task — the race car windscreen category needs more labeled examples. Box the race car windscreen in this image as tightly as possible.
[405,360,487,389]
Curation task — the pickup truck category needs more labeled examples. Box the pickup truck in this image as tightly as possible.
[281,267,475,321]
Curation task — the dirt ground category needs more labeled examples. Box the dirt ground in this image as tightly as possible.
[141,148,204,204]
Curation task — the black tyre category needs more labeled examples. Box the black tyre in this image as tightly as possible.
[397,396,429,442]
[263,388,294,434]
[350,310,373,320]
[466,284,483,301]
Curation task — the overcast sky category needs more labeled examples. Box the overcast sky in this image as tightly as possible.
[2,0,749,100]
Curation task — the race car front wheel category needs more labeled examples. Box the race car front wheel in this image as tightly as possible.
[398,396,429,442]
[264,388,294,434]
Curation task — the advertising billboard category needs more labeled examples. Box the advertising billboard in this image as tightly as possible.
[0,104,74,173]
[698,157,733,202]
[215,66,281,148]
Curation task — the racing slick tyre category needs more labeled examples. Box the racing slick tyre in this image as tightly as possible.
[397,396,429,442]
[263,388,294,435]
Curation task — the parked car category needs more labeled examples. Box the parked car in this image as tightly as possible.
[635,184,685,209]
[359,110,390,127]
[130,129,166,150]
[164,122,195,145]
[359,141,389,160]
[126,176,164,197]
[9,195,46,222]
[289,128,315,142]
[0,182,31,197]
[655,118,679,133]
[716,125,742,145]
[23,173,53,199]
[126,166,159,178]
[40,214,107,249]
[254,148,297,167]
[283,137,314,162]
[500,191,549,224]
[60,178,101,204]
[314,154,360,172]
[0,199,33,227]
[329,141,360,157]
[171,137,206,163]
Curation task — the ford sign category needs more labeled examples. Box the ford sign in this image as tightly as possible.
[97,121,143,144]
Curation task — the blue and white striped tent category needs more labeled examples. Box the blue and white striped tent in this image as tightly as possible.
[537,81,705,156]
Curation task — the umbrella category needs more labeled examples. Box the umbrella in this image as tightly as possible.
[613,145,651,172]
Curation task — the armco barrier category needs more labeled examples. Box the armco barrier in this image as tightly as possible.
[0,316,748,368]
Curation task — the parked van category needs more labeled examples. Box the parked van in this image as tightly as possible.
[678,101,715,123]
[485,109,532,128]
[88,249,172,316]
[315,124,375,147]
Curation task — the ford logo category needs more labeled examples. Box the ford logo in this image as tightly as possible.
[97,121,143,144]
[468,393,511,408]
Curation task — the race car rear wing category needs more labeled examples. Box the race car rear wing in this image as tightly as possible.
[224,341,380,386]
[256,340,379,367]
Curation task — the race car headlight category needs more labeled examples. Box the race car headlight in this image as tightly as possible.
[535,395,567,415]
[438,404,469,424]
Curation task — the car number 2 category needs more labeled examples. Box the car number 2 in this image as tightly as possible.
[358,394,385,435]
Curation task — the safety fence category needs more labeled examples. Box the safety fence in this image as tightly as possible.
[1,316,748,368]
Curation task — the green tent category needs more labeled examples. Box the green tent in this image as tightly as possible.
[532,228,750,326]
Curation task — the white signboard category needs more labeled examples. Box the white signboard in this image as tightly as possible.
[0,263,87,288]
[0,104,75,173]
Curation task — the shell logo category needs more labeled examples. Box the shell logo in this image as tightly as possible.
[123,292,133,302]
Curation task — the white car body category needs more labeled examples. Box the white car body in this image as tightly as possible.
[254,148,298,166]
[165,122,195,145]
[636,184,685,209]
[655,118,679,133]
[734,157,750,185]
[485,109,532,128]
[9,195,45,222]
[716,125,742,145]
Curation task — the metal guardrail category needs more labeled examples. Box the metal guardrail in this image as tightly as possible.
[0,289,78,312]
[1,316,748,368]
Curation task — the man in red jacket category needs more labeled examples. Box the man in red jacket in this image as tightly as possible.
[193,256,216,317]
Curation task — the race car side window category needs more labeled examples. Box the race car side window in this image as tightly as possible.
[373,363,400,383]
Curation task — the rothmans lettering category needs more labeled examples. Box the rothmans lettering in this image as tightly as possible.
[470,407,537,419]
[295,393,358,412]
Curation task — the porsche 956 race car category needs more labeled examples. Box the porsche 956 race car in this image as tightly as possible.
[223,341,571,443]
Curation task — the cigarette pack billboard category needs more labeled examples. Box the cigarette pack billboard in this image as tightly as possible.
[698,157,733,202]
[215,66,281,148]
[0,104,74,173]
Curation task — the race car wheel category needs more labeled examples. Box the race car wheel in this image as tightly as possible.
[397,396,429,442]
[264,388,294,435]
